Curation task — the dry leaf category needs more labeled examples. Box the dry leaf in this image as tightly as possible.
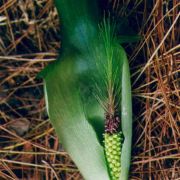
[7,118,30,136]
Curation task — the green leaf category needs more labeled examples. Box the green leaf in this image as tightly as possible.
[119,47,132,180]
[39,44,132,180]
[41,53,109,180]
[38,1,133,179]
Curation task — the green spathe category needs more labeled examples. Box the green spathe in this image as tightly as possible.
[38,0,132,179]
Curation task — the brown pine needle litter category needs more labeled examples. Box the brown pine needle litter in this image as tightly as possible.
[0,0,179,179]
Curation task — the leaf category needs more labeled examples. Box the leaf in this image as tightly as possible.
[40,44,132,180]
[7,118,30,136]
[38,1,133,179]
[119,47,132,180]
[40,52,109,180]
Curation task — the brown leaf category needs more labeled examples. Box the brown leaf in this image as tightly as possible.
[7,118,30,136]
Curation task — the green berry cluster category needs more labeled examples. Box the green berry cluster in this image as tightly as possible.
[104,132,123,180]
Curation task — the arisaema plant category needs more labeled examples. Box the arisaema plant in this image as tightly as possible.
[38,0,136,179]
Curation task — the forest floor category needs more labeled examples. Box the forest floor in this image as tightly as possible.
[0,0,179,179]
